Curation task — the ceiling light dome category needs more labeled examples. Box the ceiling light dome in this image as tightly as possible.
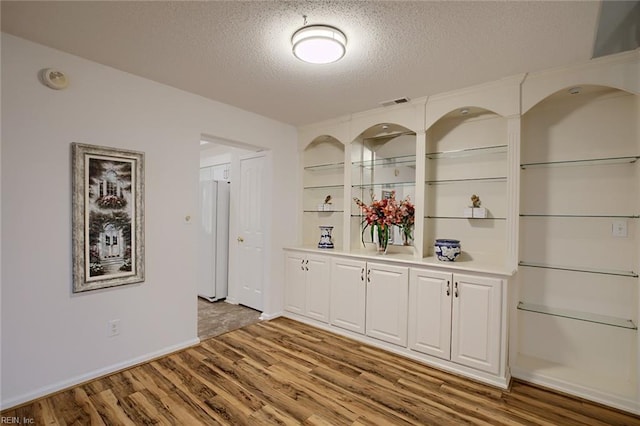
[292,24,347,64]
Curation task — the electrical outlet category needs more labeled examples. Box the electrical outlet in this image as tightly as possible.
[108,319,121,337]
[612,220,628,238]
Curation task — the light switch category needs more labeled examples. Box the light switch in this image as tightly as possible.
[612,220,627,237]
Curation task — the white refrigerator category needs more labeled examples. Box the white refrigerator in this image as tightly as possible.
[198,180,230,302]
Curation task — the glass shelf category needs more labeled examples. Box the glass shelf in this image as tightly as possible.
[303,184,344,190]
[521,155,639,169]
[520,214,640,219]
[352,155,416,169]
[425,216,506,220]
[425,176,506,185]
[352,181,415,189]
[426,144,507,160]
[517,302,637,330]
[518,261,638,278]
[304,162,345,172]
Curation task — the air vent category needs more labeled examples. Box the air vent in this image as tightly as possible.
[379,97,410,107]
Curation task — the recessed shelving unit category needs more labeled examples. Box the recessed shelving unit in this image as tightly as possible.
[515,84,639,411]
[350,124,417,250]
[423,108,509,264]
[303,136,345,248]
[517,302,637,330]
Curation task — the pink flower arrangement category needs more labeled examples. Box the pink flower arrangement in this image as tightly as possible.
[354,190,415,247]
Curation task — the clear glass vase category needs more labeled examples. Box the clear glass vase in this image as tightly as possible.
[375,224,390,254]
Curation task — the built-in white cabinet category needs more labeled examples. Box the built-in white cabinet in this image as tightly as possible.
[330,258,409,346]
[285,249,509,388]
[450,273,502,374]
[330,257,366,334]
[284,252,330,323]
[293,51,639,414]
[366,262,409,346]
[408,269,452,359]
[409,269,502,374]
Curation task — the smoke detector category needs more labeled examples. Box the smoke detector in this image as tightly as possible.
[40,68,69,90]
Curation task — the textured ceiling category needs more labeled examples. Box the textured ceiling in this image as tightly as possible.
[1,1,602,126]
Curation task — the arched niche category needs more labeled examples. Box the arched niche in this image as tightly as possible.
[423,106,509,263]
[302,135,345,248]
[516,83,639,404]
[522,84,638,162]
[350,122,417,250]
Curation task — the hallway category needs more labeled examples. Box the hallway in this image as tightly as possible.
[197,298,261,340]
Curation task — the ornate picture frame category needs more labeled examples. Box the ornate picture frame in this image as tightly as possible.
[72,143,145,292]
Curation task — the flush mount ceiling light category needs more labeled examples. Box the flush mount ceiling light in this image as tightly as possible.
[292,17,347,64]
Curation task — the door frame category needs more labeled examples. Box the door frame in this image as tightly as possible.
[199,135,272,318]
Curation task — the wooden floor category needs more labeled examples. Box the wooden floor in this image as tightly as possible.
[3,318,639,425]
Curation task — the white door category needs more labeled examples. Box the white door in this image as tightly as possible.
[451,273,502,374]
[365,262,409,347]
[237,154,266,311]
[408,268,452,360]
[284,252,306,315]
[330,257,366,334]
[305,254,330,323]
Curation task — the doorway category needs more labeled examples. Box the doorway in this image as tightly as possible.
[198,137,268,338]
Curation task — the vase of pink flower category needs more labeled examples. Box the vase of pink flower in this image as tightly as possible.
[353,190,415,254]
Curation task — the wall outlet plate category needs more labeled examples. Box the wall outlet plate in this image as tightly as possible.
[612,219,627,237]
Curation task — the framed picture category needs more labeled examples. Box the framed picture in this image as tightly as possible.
[72,143,145,293]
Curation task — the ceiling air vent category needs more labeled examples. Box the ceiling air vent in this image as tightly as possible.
[379,97,410,107]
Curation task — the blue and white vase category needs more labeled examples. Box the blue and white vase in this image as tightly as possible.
[318,226,334,249]
[434,239,461,261]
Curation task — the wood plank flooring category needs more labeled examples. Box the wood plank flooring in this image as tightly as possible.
[3,317,639,425]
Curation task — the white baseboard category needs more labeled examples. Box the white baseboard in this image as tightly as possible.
[259,311,282,321]
[0,338,200,411]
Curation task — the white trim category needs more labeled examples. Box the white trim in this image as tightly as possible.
[511,365,640,415]
[259,311,283,321]
[0,338,200,410]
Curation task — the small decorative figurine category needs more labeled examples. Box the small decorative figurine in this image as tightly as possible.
[471,194,481,208]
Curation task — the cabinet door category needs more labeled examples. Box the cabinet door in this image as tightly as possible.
[284,252,306,315]
[330,257,366,334]
[408,268,452,360]
[366,262,409,347]
[305,255,331,323]
[451,274,502,374]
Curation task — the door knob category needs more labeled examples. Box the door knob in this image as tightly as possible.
[237,237,244,242]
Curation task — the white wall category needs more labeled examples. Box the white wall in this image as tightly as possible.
[0,34,297,408]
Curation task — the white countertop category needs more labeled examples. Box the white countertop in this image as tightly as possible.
[284,245,516,277]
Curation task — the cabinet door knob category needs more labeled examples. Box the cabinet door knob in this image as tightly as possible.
[367,268,371,283]
[361,268,364,281]
[237,236,244,242]
[454,281,459,298]
[446,280,450,296]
